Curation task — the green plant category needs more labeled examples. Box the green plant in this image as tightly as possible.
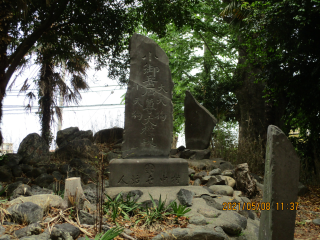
[0,185,7,196]
[137,194,171,226]
[85,226,124,240]
[0,154,7,161]
[170,201,191,218]
[104,192,141,222]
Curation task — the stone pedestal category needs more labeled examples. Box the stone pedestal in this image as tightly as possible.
[109,158,188,187]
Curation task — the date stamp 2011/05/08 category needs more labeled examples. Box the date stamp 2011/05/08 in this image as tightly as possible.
[222,202,299,211]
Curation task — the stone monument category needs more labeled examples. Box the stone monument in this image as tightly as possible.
[109,33,188,187]
[258,125,300,240]
[184,90,217,150]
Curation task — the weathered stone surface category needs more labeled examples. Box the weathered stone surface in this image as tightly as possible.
[223,176,236,188]
[122,33,173,158]
[193,171,207,180]
[10,184,32,200]
[78,210,95,225]
[207,176,226,186]
[51,223,80,240]
[0,165,12,182]
[18,133,50,165]
[197,207,221,218]
[109,158,188,187]
[312,218,320,226]
[208,185,234,196]
[298,182,309,196]
[55,138,99,160]
[0,153,22,167]
[14,223,42,238]
[193,179,201,186]
[7,202,43,224]
[184,90,217,150]
[187,159,234,172]
[209,168,222,176]
[259,125,300,240]
[189,214,206,225]
[7,194,64,209]
[177,189,194,206]
[93,127,123,144]
[56,127,79,147]
[20,232,50,240]
[34,173,54,188]
[234,163,258,198]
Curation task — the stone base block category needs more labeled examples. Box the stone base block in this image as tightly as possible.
[109,158,188,187]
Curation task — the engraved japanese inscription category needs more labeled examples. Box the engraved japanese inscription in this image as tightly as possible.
[122,34,173,158]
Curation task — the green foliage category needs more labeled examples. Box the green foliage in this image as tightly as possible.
[0,185,7,197]
[0,154,7,161]
[170,201,191,218]
[104,192,140,222]
[85,226,124,240]
[137,194,171,226]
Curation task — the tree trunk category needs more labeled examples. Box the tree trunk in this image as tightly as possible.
[64,177,85,209]
[39,57,54,146]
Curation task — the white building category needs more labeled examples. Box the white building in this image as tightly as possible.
[0,143,13,155]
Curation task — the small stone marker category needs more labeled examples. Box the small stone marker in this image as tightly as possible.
[184,90,217,150]
[258,125,300,240]
[109,34,188,187]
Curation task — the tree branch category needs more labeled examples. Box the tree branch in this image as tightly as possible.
[198,31,233,82]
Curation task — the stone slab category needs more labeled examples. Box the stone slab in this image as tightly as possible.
[122,34,173,158]
[105,185,218,207]
[259,125,300,240]
[184,90,217,150]
[109,158,188,187]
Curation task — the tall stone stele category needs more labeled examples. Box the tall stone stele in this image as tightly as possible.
[109,33,188,187]
[258,125,300,240]
[184,90,217,150]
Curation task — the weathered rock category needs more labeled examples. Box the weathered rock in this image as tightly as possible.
[177,189,193,206]
[234,163,258,198]
[223,176,236,188]
[0,235,10,240]
[55,138,99,160]
[46,164,59,174]
[188,168,196,176]
[197,207,221,218]
[0,165,12,182]
[10,184,32,200]
[7,202,43,224]
[208,168,222,176]
[20,164,33,174]
[20,232,50,240]
[56,127,79,147]
[0,153,22,167]
[193,171,207,180]
[189,214,206,225]
[34,173,54,188]
[259,125,300,240]
[18,133,50,165]
[78,210,95,225]
[14,223,42,238]
[184,90,217,150]
[51,223,80,240]
[222,169,234,177]
[26,167,46,178]
[12,165,23,177]
[193,179,201,186]
[93,127,123,144]
[52,171,63,181]
[201,195,224,210]
[207,175,226,186]
[179,149,196,159]
[7,181,23,196]
[31,185,54,195]
[0,226,5,236]
[298,182,309,196]
[208,185,234,196]
[121,33,174,159]
[312,218,320,226]
[7,194,64,209]
[190,149,211,160]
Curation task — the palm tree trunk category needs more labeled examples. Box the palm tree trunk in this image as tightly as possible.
[39,56,54,146]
